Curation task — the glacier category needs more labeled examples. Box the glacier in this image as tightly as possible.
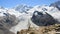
[0,1,60,34]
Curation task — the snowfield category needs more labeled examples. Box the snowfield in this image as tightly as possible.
[0,3,60,34]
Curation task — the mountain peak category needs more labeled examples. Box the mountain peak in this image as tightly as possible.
[50,1,60,10]
[13,4,33,13]
[0,6,4,9]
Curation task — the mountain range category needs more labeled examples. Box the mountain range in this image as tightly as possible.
[0,1,60,34]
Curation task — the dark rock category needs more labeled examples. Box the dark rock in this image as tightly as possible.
[31,11,58,26]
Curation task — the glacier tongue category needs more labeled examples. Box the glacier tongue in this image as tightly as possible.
[9,14,30,34]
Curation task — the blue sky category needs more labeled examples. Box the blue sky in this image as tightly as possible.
[0,0,59,8]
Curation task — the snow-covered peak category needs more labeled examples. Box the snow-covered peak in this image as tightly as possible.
[7,9,21,17]
[13,4,33,13]
[0,8,8,16]
[50,1,60,10]
[27,5,59,16]
[0,6,4,9]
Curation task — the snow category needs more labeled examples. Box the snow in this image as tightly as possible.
[0,9,7,16]
[9,14,31,34]
[9,5,60,34]
[0,4,60,34]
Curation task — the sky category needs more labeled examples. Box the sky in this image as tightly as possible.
[0,0,59,8]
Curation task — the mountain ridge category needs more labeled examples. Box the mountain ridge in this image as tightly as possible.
[0,1,60,34]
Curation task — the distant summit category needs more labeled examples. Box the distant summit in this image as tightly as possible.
[13,4,33,13]
[50,1,60,10]
[0,6,4,9]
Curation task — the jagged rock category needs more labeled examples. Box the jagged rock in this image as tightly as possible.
[31,11,58,26]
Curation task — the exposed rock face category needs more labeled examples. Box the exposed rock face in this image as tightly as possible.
[31,11,58,26]
[0,13,19,34]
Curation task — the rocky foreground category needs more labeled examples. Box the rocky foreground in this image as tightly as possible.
[17,24,60,34]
